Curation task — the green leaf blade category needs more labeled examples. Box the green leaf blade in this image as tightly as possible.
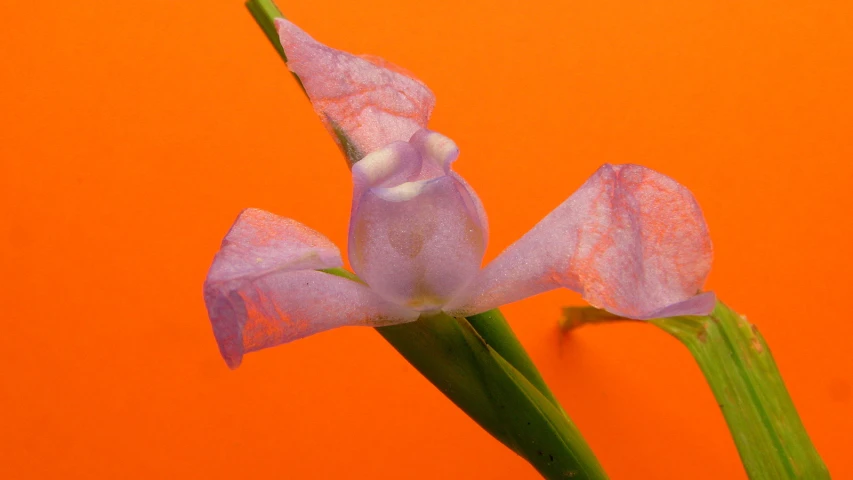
[652,303,830,479]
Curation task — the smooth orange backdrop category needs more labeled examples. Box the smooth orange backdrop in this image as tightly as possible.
[1,1,851,478]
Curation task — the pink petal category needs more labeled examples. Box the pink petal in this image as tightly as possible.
[206,208,343,282]
[447,164,714,319]
[276,19,436,162]
[204,209,417,368]
[348,133,487,312]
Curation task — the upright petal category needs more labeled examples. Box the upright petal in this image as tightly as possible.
[204,209,417,368]
[276,19,436,163]
[348,133,487,312]
[447,164,714,319]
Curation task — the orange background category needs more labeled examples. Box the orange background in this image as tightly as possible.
[1,0,851,478]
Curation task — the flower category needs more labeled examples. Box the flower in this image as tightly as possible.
[203,20,715,368]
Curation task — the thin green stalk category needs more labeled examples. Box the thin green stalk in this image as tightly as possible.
[562,302,830,479]
[245,0,287,62]
[245,0,306,94]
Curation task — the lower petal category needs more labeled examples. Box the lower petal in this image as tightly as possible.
[205,270,417,369]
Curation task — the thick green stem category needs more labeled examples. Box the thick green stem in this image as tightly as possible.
[467,309,563,410]
[378,314,607,479]
[562,302,830,479]
[322,269,607,479]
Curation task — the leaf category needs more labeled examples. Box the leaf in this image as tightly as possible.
[561,302,830,479]
[653,304,830,479]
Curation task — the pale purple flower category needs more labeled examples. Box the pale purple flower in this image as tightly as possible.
[203,20,715,368]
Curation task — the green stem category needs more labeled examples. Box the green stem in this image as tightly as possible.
[322,269,607,479]
[559,306,626,331]
[378,313,607,479]
[245,0,287,62]
[562,302,830,479]
[467,309,563,410]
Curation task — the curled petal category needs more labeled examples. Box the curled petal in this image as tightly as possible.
[447,164,714,319]
[276,19,435,162]
[348,174,487,312]
[204,209,417,368]
[408,130,489,240]
[410,129,460,179]
[351,141,422,199]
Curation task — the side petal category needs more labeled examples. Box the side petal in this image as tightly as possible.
[204,209,417,368]
[276,19,436,162]
[448,164,714,319]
